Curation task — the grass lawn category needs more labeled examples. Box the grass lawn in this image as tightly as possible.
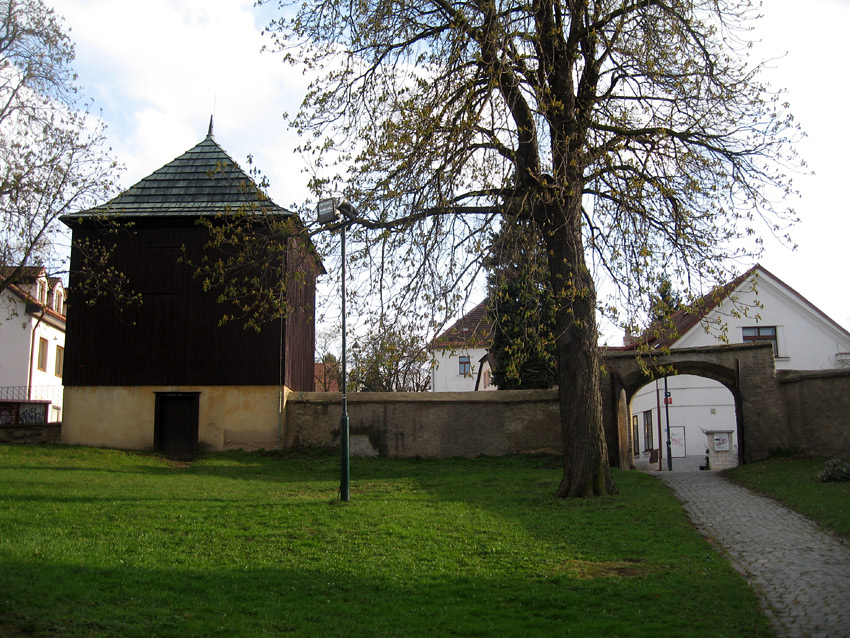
[0,445,771,637]
[724,456,850,541]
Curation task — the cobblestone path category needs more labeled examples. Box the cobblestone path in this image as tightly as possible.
[657,471,850,638]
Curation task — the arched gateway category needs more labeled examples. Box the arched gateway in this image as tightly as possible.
[601,342,784,469]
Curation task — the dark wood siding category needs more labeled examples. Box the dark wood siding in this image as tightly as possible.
[64,220,316,387]
[284,237,319,392]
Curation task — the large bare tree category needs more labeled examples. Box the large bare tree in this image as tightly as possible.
[0,0,118,296]
[258,0,800,496]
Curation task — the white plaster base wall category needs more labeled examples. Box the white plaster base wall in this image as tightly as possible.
[430,347,488,392]
[62,386,286,451]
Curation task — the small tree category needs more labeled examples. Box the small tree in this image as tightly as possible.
[485,220,556,390]
[349,324,431,392]
[0,0,118,296]
[315,331,341,391]
[649,280,682,325]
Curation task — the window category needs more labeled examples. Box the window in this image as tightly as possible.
[643,410,654,451]
[37,280,46,304]
[37,338,48,371]
[54,290,63,313]
[459,356,471,376]
[743,326,778,356]
[55,345,64,377]
[632,415,640,456]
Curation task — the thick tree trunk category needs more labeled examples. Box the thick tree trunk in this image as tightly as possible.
[544,208,618,498]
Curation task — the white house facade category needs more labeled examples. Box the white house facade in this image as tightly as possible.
[630,265,850,471]
[429,300,492,392]
[0,267,66,423]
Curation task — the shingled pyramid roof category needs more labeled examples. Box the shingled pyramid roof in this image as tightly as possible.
[63,125,292,220]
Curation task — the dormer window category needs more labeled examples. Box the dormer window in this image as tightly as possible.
[53,290,63,313]
[37,280,46,304]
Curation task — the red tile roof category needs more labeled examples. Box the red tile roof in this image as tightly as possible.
[0,265,66,322]
[429,300,493,349]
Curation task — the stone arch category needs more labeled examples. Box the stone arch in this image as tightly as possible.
[620,361,736,402]
[602,343,782,468]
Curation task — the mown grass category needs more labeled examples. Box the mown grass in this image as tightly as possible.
[724,455,850,541]
[0,445,771,637]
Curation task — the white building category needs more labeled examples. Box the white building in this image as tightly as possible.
[630,264,850,470]
[0,266,66,423]
[429,300,493,392]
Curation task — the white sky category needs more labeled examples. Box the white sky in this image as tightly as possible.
[60,0,850,338]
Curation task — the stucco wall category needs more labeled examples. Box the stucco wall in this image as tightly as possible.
[0,422,61,444]
[0,292,32,387]
[430,347,488,392]
[285,390,560,458]
[58,366,849,463]
[778,369,850,459]
[62,386,284,451]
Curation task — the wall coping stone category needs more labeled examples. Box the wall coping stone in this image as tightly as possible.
[288,389,558,404]
[777,368,850,384]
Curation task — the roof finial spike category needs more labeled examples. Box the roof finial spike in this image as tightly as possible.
[207,114,214,138]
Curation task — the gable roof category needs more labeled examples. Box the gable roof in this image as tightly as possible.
[0,265,66,324]
[62,128,293,220]
[430,300,493,349]
[635,264,850,349]
[0,265,45,285]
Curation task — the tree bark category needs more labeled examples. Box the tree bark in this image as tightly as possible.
[544,201,618,497]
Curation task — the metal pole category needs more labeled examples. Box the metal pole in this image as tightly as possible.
[664,376,672,471]
[655,380,663,471]
[339,222,350,501]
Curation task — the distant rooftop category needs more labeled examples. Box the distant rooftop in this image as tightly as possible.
[430,300,493,349]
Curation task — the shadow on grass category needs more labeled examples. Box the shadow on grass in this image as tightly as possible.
[0,558,770,638]
[0,447,773,637]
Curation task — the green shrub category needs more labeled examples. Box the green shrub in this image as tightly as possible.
[818,458,850,483]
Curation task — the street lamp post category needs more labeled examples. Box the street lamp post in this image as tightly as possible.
[318,197,353,501]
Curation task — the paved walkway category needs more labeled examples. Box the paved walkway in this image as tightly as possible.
[656,471,850,638]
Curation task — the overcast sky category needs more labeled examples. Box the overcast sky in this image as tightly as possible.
[60,0,850,339]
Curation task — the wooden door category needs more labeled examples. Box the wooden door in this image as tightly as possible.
[155,393,199,456]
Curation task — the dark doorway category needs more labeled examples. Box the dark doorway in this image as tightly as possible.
[155,393,200,456]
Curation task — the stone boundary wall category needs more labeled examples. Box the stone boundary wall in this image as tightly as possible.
[4,367,844,462]
[777,369,850,459]
[284,390,561,458]
[286,367,850,462]
[0,422,61,444]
